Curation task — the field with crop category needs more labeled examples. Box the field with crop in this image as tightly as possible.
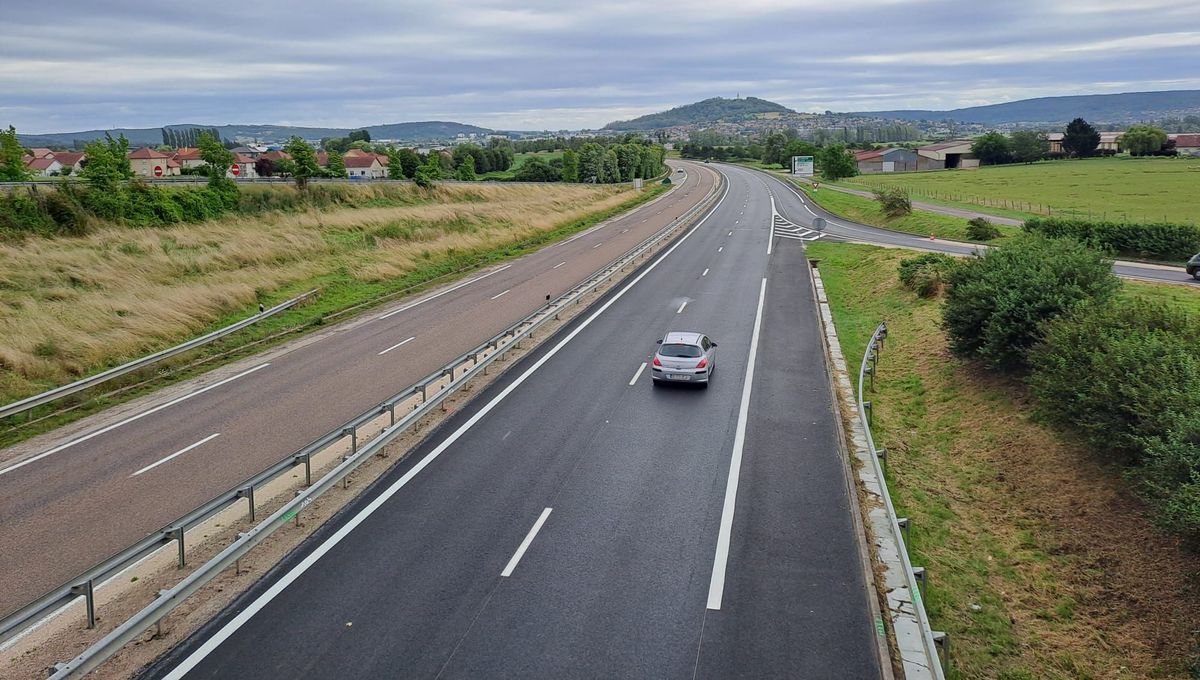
[841,156,1200,224]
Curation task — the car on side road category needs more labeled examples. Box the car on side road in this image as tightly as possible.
[1187,253,1200,280]
[651,331,717,387]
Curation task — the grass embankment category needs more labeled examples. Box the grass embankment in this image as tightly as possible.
[0,182,664,446]
[478,151,564,180]
[793,180,1021,243]
[809,240,1200,679]
[841,156,1200,224]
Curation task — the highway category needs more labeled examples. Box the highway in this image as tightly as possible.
[0,162,717,617]
[143,163,884,678]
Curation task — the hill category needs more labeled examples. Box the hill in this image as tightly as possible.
[17,121,495,148]
[604,97,794,131]
[856,90,1200,125]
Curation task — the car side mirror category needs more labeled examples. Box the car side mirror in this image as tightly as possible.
[655,339,662,344]
[712,342,718,347]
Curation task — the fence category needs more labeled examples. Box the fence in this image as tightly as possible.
[1,166,725,678]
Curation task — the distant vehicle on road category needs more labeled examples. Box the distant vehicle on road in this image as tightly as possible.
[1188,253,1200,280]
[652,331,717,387]
[676,168,684,173]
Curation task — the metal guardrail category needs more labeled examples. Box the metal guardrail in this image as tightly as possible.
[0,291,317,421]
[3,165,723,677]
[856,323,948,678]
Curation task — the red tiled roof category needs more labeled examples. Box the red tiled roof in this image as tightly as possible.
[234,153,255,164]
[52,151,85,166]
[344,149,370,157]
[261,150,292,162]
[854,150,883,161]
[315,151,329,166]
[166,159,181,168]
[1170,133,1200,147]
[29,147,54,159]
[127,147,169,159]
[173,147,202,161]
[344,155,380,169]
[26,157,59,171]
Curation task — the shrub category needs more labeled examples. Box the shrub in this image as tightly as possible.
[897,252,958,297]
[874,186,911,218]
[41,187,89,236]
[942,234,1120,371]
[1024,216,1200,261]
[1136,416,1200,540]
[965,217,1001,241]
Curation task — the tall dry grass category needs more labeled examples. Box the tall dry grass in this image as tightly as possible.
[0,183,635,397]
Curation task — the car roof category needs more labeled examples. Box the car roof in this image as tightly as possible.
[662,331,704,345]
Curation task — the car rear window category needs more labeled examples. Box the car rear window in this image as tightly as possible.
[660,343,702,358]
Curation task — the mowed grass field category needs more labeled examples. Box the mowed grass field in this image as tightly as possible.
[842,156,1200,224]
[478,151,564,180]
[0,182,645,406]
[807,240,1200,678]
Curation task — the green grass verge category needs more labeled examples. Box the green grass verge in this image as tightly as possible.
[839,156,1200,224]
[807,240,1200,678]
[478,151,564,180]
[1,184,669,449]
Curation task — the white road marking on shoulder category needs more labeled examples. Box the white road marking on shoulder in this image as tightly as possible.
[707,277,768,610]
[490,289,510,300]
[629,362,647,386]
[378,336,416,356]
[502,508,553,577]
[0,363,270,478]
[132,433,221,477]
[677,300,688,314]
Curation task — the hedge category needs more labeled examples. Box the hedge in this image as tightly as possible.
[1023,216,1200,261]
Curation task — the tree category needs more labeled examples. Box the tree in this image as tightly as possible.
[80,133,133,189]
[198,131,235,183]
[455,153,477,181]
[1009,130,1049,164]
[395,148,421,178]
[561,149,580,182]
[326,150,348,178]
[578,142,604,183]
[0,125,29,181]
[347,129,371,143]
[513,156,560,182]
[284,136,320,189]
[413,153,443,188]
[1120,125,1168,156]
[601,149,620,183]
[971,132,1012,165]
[386,148,404,179]
[1062,117,1100,158]
[255,157,277,177]
[816,144,857,180]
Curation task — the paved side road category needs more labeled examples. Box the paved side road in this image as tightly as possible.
[142,163,882,679]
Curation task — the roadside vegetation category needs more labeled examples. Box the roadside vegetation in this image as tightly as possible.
[809,240,1200,678]
[0,181,663,444]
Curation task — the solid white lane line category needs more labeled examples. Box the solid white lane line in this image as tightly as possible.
[378,265,512,320]
[490,289,510,300]
[132,433,220,477]
[378,336,416,356]
[0,363,270,478]
[553,262,566,269]
[161,171,733,680]
[501,508,553,577]
[707,277,768,611]
[702,268,709,277]
[677,300,688,314]
[592,242,603,249]
[629,362,647,386]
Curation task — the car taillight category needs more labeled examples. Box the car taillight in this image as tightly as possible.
[696,357,708,369]
[652,356,662,367]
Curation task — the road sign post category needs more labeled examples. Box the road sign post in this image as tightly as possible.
[791,155,814,176]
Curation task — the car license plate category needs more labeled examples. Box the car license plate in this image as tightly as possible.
[669,374,691,381]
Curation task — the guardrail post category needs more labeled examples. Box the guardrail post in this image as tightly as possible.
[168,527,185,568]
[897,516,910,544]
[343,427,358,456]
[295,452,312,486]
[863,400,872,426]
[932,631,950,674]
[237,486,256,522]
[912,566,927,595]
[388,401,396,427]
[69,580,96,629]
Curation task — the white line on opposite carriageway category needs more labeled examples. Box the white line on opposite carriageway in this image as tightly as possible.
[677,300,688,314]
[502,508,553,577]
[728,231,733,236]
[158,169,734,680]
[629,362,647,386]
[490,289,510,300]
[702,268,709,277]
[707,277,768,611]
[378,265,512,320]
[553,262,566,269]
[0,363,271,478]
[718,246,723,253]
[132,433,221,477]
[378,336,416,356]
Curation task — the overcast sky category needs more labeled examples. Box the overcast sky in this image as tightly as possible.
[4,0,1200,133]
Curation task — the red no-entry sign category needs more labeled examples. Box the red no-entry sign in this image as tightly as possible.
[153,165,163,177]
[231,164,241,177]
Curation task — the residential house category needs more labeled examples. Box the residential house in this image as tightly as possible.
[1047,132,1064,154]
[171,147,205,170]
[229,146,262,159]
[51,151,85,174]
[27,147,54,160]
[853,147,918,174]
[1169,133,1200,156]
[127,147,178,177]
[25,156,63,176]
[229,153,257,178]
[344,153,387,179]
[916,140,977,170]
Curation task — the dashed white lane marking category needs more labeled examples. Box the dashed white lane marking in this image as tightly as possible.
[718,246,724,253]
[502,508,553,577]
[629,362,647,386]
[702,268,709,277]
[378,336,416,356]
[728,231,733,236]
[490,289,511,300]
[592,242,603,249]
[707,277,768,610]
[378,265,512,320]
[677,300,688,314]
[0,363,270,478]
[553,261,566,269]
[132,433,221,477]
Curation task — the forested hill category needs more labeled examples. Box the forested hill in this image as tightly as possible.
[855,90,1200,124]
[17,121,494,148]
[604,97,794,131]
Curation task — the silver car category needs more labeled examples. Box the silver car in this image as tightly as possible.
[651,331,717,387]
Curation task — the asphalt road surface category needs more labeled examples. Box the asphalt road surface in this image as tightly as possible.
[0,163,718,617]
[144,163,883,679]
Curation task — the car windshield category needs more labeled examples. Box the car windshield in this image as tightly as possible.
[660,343,702,358]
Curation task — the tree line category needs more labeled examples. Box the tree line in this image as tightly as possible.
[161,127,234,149]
